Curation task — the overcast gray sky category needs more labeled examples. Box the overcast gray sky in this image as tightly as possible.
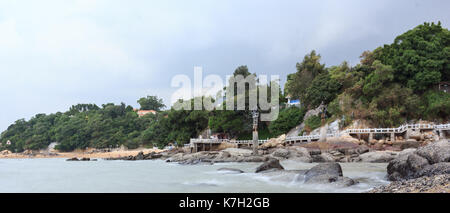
[1,0,449,131]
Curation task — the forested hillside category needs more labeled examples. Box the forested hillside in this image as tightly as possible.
[285,22,450,127]
[1,22,449,152]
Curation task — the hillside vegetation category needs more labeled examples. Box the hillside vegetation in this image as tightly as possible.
[1,22,449,152]
[286,22,450,127]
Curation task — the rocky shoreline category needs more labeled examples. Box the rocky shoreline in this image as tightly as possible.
[368,140,450,193]
[159,143,398,165]
[57,137,450,193]
[368,174,450,193]
[157,132,439,165]
[101,139,450,193]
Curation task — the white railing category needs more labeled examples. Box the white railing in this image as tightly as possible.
[435,124,450,129]
[230,140,268,145]
[344,123,445,134]
[190,138,268,145]
[190,139,229,144]
[190,123,449,145]
[285,133,338,142]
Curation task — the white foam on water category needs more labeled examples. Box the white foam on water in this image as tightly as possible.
[182,179,225,187]
[0,159,391,192]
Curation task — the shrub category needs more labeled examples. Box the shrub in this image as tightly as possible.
[268,107,306,137]
[304,115,321,133]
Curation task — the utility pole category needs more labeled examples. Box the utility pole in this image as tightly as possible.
[319,104,328,142]
[252,110,259,155]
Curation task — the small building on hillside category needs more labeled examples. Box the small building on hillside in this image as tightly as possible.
[286,95,301,107]
[438,81,449,93]
[134,109,157,117]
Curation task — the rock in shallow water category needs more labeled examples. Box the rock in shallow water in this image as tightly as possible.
[66,157,79,161]
[66,157,97,161]
[311,153,335,162]
[303,163,358,187]
[271,148,290,159]
[304,162,342,181]
[357,151,397,163]
[255,158,284,173]
[254,161,358,187]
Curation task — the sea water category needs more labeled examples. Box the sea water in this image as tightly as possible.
[0,159,389,193]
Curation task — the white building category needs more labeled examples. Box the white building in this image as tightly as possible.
[286,95,301,107]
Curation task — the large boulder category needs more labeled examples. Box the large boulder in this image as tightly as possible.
[288,147,311,157]
[268,147,313,163]
[168,153,184,162]
[415,141,450,164]
[66,157,79,161]
[369,174,450,193]
[406,154,430,174]
[288,147,313,163]
[387,140,450,181]
[166,151,217,164]
[271,148,290,158]
[222,148,253,156]
[387,153,430,181]
[1,150,12,155]
[291,156,313,163]
[400,139,421,149]
[302,163,357,187]
[358,151,398,163]
[241,155,268,163]
[255,158,284,173]
[260,135,286,149]
[326,133,361,145]
[135,151,144,160]
[408,131,423,141]
[304,163,342,181]
[215,151,231,160]
[417,163,450,177]
[312,153,335,162]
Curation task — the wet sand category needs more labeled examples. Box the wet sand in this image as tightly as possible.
[0,148,164,159]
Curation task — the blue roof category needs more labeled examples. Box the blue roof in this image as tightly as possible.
[289,99,300,104]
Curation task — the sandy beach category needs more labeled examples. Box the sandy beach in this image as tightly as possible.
[0,148,164,159]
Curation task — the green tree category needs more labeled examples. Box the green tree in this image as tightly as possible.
[285,50,326,100]
[268,107,306,137]
[209,110,249,138]
[303,115,321,133]
[303,72,342,109]
[378,22,449,91]
[362,60,394,98]
[137,96,166,111]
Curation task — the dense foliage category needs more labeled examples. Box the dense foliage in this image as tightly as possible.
[137,95,166,111]
[285,22,450,127]
[303,115,321,133]
[1,22,449,152]
[0,98,208,152]
[285,50,326,100]
[268,107,306,137]
[1,103,144,152]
